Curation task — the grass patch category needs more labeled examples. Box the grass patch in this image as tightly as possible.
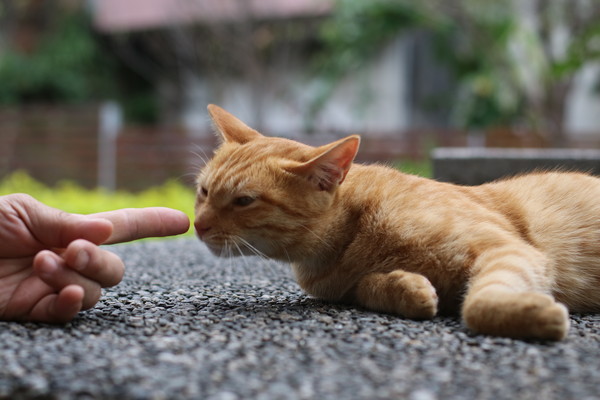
[0,171,196,236]
[394,159,432,178]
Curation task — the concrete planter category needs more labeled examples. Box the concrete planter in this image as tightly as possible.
[432,147,600,185]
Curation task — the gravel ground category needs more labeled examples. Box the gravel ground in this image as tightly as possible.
[1,237,600,400]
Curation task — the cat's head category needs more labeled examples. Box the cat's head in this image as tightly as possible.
[194,104,360,260]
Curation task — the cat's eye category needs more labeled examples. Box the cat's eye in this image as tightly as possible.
[233,196,255,207]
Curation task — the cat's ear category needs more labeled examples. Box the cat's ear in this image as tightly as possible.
[207,104,262,144]
[287,135,360,192]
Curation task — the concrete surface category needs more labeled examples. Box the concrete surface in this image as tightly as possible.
[1,237,600,400]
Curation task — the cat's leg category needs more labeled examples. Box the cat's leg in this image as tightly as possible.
[462,244,569,340]
[353,270,438,319]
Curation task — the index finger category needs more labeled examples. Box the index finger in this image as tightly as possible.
[89,207,190,244]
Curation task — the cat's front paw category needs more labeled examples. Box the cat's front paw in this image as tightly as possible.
[389,271,438,319]
[463,291,570,341]
[529,297,570,341]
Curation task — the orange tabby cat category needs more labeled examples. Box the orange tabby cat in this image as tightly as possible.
[194,104,600,341]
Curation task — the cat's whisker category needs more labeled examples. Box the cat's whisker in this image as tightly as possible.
[187,147,212,184]
[254,239,285,277]
[298,224,334,252]
[179,171,201,180]
[188,152,208,171]
[232,238,253,271]
[216,240,234,277]
[237,237,269,260]
[175,172,202,187]
[281,246,293,265]
[190,144,211,164]
[227,242,237,275]
[235,236,282,278]
[250,254,276,278]
[257,244,288,279]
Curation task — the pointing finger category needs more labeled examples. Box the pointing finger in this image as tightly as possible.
[89,207,190,244]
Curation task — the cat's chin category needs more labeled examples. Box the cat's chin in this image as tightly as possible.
[204,243,235,258]
[202,241,255,258]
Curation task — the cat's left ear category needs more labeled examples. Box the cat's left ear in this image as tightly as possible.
[287,135,360,192]
[207,104,263,144]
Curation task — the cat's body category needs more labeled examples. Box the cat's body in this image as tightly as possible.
[294,167,600,316]
[195,105,600,340]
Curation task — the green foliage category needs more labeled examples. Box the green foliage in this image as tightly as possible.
[0,171,195,236]
[433,1,523,129]
[315,0,522,130]
[0,12,116,104]
[316,0,600,137]
[122,90,159,125]
[0,8,159,125]
[452,71,524,130]
[317,0,425,74]
[394,159,432,178]
[312,0,427,117]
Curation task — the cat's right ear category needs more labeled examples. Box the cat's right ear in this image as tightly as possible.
[207,104,262,144]
[286,135,360,192]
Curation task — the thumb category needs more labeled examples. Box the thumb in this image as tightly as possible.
[16,195,114,247]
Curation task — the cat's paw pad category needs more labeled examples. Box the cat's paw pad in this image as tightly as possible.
[390,272,438,319]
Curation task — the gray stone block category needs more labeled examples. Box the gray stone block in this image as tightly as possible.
[432,147,600,185]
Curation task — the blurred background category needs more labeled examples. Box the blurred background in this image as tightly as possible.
[1,0,600,215]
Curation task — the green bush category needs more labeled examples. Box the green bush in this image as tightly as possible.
[0,12,115,104]
[395,160,432,178]
[0,171,196,236]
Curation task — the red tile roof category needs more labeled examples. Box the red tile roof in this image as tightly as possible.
[92,0,333,32]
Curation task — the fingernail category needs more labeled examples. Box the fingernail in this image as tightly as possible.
[39,256,58,277]
[73,249,89,271]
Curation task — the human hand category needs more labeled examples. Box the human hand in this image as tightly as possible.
[0,194,190,323]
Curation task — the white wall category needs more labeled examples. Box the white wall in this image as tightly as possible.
[565,63,600,137]
[181,37,411,137]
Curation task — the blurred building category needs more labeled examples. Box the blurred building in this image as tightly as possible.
[91,0,600,147]
[90,0,452,141]
[2,0,599,189]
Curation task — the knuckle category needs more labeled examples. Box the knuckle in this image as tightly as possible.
[4,193,37,216]
[7,193,35,203]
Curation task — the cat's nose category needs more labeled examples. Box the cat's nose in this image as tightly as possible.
[194,219,212,237]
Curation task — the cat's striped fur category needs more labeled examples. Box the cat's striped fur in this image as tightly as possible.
[194,104,600,340]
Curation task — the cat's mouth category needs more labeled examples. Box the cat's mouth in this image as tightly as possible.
[197,234,267,258]
[196,233,231,257]
[199,234,261,258]
[205,242,258,258]
[205,242,234,257]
